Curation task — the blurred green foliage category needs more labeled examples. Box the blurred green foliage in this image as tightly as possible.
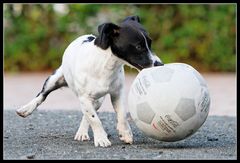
[4,4,236,72]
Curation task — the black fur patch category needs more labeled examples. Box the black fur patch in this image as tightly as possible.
[82,36,95,44]
[36,75,67,100]
[36,76,50,97]
[94,23,120,49]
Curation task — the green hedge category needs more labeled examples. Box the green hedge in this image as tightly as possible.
[4,4,236,72]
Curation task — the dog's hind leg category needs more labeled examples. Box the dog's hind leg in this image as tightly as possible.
[16,66,67,118]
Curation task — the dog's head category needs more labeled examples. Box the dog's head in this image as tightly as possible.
[94,16,163,70]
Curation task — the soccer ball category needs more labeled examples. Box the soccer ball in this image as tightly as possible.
[128,63,210,142]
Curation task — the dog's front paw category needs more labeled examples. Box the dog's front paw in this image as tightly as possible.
[94,132,111,147]
[117,123,133,144]
[94,136,111,147]
[74,130,90,141]
[118,130,133,144]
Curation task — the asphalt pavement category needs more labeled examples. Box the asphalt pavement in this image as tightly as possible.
[3,110,236,160]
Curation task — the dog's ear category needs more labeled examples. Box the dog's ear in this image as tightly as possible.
[122,15,140,23]
[94,23,120,50]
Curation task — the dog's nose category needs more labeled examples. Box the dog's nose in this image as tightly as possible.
[154,61,164,66]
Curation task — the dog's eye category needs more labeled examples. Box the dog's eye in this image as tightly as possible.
[135,45,142,51]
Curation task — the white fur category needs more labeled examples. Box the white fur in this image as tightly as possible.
[17,34,133,147]
[62,35,124,98]
[62,35,133,147]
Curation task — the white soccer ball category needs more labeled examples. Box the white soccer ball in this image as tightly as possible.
[128,63,210,142]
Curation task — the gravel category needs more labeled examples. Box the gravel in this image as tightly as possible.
[3,110,237,160]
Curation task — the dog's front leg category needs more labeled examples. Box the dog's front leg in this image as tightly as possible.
[74,115,90,141]
[74,97,105,142]
[78,97,111,147]
[110,87,133,144]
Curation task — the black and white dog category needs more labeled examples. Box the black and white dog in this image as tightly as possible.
[16,16,163,147]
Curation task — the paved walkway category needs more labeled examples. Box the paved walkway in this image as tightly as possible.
[4,72,236,116]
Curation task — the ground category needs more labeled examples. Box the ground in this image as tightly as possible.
[3,72,237,160]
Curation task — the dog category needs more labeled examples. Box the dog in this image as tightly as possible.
[16,16,164,147]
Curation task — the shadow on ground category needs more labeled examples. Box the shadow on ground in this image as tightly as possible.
[3,110,237,160]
